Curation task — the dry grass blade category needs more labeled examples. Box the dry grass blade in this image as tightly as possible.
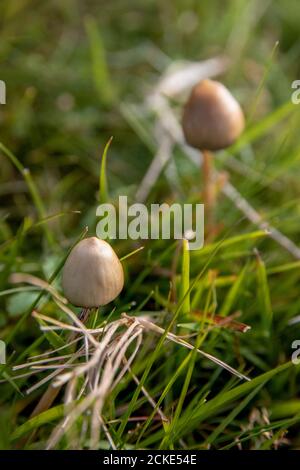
[125,360,169,424]
[9,273,67,303]
[21,301,248,448]
[122,314,250,381]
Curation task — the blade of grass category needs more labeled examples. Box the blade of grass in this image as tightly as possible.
[11,404,65,441]
[135,350,208,447]
[247,40,279,125]
[205,381,266,446]
[173,362,297,443]
[0,141,55,248]
[228,100,296,154]
[255,250,273,337]
[85,16,115,106]
[98,136,113,204]
[219,263,249,317]
[192,230,268,258]
[120,246,144,262]
[180,239,190,316]
[117,233,250,442]
[160,318,210,449]
[140,362,298,448]
[220,414,300,449]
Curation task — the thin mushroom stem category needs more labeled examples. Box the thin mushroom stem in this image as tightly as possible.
[202,149,216,239]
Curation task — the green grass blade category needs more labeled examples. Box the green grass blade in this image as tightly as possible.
[180,239,190,316]
[255,250,273,336]
[99,136,113,204]
[0,142,55,247]
[118,235,249,442]
[247,40,279,125]
[11,405,65,441]
[219,263,249,317]
[174,362,298,443]
[229,100,296,154]
[205,381,266,446]
[193,230,268,258]
[85,16,115,106]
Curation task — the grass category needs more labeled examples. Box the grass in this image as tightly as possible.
[1,0,300,450]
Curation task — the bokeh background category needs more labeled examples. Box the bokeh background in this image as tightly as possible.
[1,0,300,450]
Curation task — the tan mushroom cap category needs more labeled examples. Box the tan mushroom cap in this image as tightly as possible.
[182,79,245,151]
[62,237,124,308]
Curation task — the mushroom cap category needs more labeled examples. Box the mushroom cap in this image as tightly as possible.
[62,237,124,308]
[182,79,245,151]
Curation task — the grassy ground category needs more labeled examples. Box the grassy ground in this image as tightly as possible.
[1,0,300,450]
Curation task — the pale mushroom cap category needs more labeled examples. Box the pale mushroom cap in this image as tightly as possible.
[62,237,124,308]
[182,79,245,151]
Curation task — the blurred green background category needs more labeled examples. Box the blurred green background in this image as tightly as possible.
[1,0,300,450]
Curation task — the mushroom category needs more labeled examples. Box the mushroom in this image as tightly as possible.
[182,79,245,236]
[62,237,124,309]
[30,237,124,420]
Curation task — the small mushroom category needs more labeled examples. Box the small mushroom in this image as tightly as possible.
[62,237,124,308]
[182,79,245,237]
[30,237,124,420]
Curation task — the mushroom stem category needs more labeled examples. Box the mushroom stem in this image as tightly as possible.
[202,149,215,239]
[78,307,90,324]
